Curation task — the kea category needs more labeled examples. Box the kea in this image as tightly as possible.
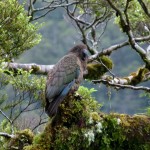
[45,44,88,117]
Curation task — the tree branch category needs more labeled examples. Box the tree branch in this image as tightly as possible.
[2,61,150,93]
[106,0,150,67]
[91,65,150,91]
[137,0,150,18]
[0,132,14,138]
[2,62,53,75]
[92,79,150,92]
[27,0,80,21]
[89,35,150,61]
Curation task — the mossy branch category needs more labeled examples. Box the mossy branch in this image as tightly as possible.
[92,67,150,91]
[1,87,150,149]
[21,92,150,149]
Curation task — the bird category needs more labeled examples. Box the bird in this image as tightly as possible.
[45,44,89,117]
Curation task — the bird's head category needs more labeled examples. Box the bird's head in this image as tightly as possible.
[69,44,89,62]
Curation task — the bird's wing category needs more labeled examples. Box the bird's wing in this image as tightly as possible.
[45,54,79,101]
[45,54,80,117]
[45,79,75,117]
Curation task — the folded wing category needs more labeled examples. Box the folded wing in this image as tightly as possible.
[45,54,80,117]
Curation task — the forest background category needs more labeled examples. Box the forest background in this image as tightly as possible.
[0,0,150,149]
[17,1,149,115]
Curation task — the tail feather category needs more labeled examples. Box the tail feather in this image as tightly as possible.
[45,80,75,117]
[45,95,66,117]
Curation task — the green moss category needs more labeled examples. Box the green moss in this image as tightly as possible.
[9,87,150,150]
[90,112,101,122]
[8,129,34,150]
[100,56,113,69]
[109,113,150,149]
[130,67,149,85]
[31,65,40,73]
[24,122,51,150]
[85,56,113,80]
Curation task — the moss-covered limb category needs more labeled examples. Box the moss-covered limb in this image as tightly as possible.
[22,87,150,150]
[129,67,150,85]
[4,113,150,150]
[108,113,150,148]
[24,113,150,150]
[3,86,150,150]
[1,129,34,150]
[93,67,150,91]
[2,56,113,78]
[2,58,150,90]
[85,56,113,80]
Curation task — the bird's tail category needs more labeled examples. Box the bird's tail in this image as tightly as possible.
[45,96,65,117]
[45,80,75,117]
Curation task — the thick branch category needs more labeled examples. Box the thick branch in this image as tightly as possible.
[0,132,14,138]
[92,65,150,91]
[2,61,150,93]
[2,62,53,75]
[137,0,150,18]
[2,35,150,75]
[89,35,150,61]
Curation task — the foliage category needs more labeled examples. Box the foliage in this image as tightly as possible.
[7,129,34,150]
[0,65,46,147]
[0,0,45,126]
[0,1,44,148]
[0,64,46,135]
[0,0,41,61]
[114,0,150,36]
[21,86,150,150]
[0,65,46,108]
[0,120,15,149]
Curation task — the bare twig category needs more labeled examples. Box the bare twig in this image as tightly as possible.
[93,59,115,78]
[0,109,14,134]
[27,0,80,21]
[32,108,47,131]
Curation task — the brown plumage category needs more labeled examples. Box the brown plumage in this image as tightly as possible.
[45,44,88,117]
